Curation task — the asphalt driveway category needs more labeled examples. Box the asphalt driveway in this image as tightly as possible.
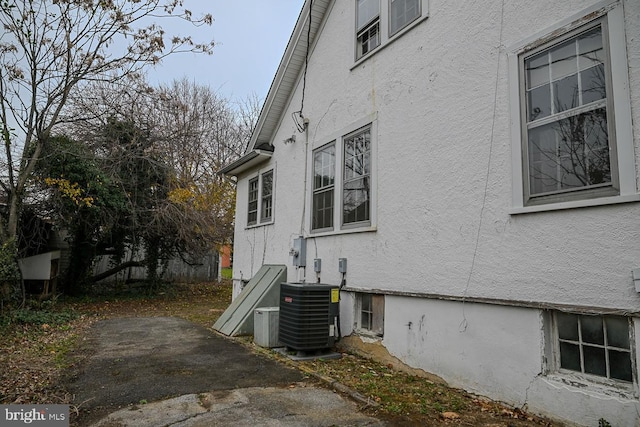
[66,317,384,426]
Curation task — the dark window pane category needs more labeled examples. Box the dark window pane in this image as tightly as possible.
[361,294,372,311]
[583,345,606,376]
[581,64,606,104]
[559,342,581,372]
[557,313,579,341]
[361,311,372,330]
[528,84,551,121]
[312,189,333,230]
[528,109,610,196]
[606,317,630,349]
[553,74,579,113]
[609,350,633,382]
[581,316,604,345]
[343,177,370,224]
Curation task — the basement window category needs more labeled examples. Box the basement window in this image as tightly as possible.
[356,293,384,337]
[551,312,635,384]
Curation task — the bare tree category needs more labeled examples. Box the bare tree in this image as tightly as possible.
[0,0,214,246]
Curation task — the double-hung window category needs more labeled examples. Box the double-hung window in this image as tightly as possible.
[356,0,380,59]
[510,4,636,211]
[311,122,375,233]
[524,22,613,203]
[247,169,274,227]
[247,178,259,225]
[356,0,428,61]
[312,144,335,231]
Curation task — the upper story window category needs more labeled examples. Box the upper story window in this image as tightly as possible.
[357,0,380,59]
[247,169,275,227]
[390,0,420,35]
[247,177,259,225]
[509,4,637,212]
[311,119,376,234]
[355,0,428,61]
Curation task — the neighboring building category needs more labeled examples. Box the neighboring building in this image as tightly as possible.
[220,1,640,425]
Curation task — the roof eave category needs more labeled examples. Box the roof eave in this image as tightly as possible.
[218,149,274,177]
[247,0,330,151]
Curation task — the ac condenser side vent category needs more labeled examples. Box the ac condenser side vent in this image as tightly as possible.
[279,282,339,352]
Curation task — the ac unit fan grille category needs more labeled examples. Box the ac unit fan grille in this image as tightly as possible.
[278,283,339,351]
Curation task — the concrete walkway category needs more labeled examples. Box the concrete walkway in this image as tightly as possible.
[66,317,384,426]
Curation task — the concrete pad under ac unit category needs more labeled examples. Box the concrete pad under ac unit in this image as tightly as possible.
[213,265,287,336]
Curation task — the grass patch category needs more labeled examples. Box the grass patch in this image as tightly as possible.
[221,268,232,280]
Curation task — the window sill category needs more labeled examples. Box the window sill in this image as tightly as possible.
[308,225,377,238]
[354,330,383,340]
[510,194,640,215]
[351,15,428,70]
[544,373,637,401]
[245,220,274,230]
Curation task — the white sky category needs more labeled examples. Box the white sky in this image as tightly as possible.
[146,0,305,102]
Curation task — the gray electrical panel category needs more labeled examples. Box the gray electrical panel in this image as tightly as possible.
[291,237,306,267]
[338,258,347,273]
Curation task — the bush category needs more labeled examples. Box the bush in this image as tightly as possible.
[0,240,21,309]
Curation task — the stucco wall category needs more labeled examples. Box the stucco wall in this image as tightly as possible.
[234,0,640,310]
[231,0,640,424]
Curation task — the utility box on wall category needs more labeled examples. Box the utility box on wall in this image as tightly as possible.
[254,307,280,348]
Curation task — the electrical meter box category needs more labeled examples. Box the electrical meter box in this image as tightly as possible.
[291,237,307,267]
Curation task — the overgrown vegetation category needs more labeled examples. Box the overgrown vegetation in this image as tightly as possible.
[0,240,21,310]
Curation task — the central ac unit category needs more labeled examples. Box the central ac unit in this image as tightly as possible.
[278,282,339,352]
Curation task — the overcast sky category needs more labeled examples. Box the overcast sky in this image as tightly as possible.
[146,1,305,102]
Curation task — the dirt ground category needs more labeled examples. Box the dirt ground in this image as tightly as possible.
[0,282,561,426]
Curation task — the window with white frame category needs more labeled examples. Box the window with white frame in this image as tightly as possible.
[356,293,384,336]
[247,169,274,227]
[356,0,427,61]
[247,177,259,225]
[261,170,273,222]
[553,312,634,383]
[311,123,374,233]
[312,144,335,231]
[511,5,636,210]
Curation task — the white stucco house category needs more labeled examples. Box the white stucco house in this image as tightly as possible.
[220,0,640,425]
